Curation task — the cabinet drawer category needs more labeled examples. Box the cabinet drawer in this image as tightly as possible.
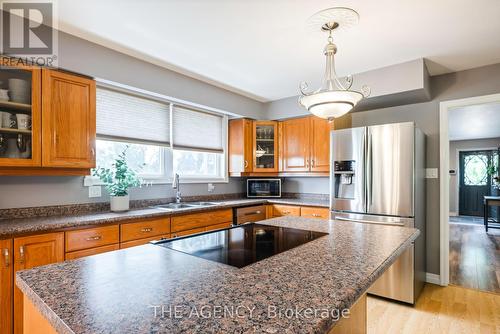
[272,204,300,217]
[65,225,119,252]
[120,217,170,242]
[205,222,232,232]
[120,234,170,249]
[172,227,205,238]
[65,244,119,260]
[300,207,330,219]
[171,209,232,232]
[236,205,266,225]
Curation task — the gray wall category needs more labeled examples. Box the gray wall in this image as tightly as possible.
[448,138,500,214]
[267,62,500,275]
[0,31,264,209]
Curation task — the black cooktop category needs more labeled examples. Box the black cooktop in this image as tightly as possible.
[155,223,328,268]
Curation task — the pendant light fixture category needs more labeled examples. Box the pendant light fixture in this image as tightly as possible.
[299,7,370,120]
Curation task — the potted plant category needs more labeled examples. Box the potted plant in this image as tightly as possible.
[93,147,144,212]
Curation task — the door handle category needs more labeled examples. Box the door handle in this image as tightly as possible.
[85,235,102,241]
[336,216,405,226]
[244,160,248,168]
[366,132,373,206]
[243,211,262,216]
[141,228,153,233]
[19,246,24,264]
[3,248,10,267]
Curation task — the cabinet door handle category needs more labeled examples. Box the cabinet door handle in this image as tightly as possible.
[3,248,10,267]
[244,160,248,168]
[91,148,95,157]
[85,235,102,241]
[311,159,315,167]
[19,246,24,264]
[141,228,153,233]
[306,159,309,168]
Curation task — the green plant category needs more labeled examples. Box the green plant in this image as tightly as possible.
[93,147,144,196]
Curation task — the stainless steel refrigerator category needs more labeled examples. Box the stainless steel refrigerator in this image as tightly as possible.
[330,122,426,304]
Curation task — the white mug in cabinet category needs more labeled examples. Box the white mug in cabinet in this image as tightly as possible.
[0,89,9,101]
[16,114,31,130]
[1,112,16,128]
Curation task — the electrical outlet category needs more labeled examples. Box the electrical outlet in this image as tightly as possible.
[208,183,215,193]
[89,185,102,198]
[425,168,438,179]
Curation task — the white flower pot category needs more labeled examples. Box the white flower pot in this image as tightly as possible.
[110,195,130,212]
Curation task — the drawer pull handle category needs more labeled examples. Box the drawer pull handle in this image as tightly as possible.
[3,248,10,267]
[85,236,102,241]
[141,228,153,233]
[312,214,321,217]
[283,211,290,214]
[19,246,24,264]
[243,211,262,216]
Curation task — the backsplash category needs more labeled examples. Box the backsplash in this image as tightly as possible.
[0,192,327,219]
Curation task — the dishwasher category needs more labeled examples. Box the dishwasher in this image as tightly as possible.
[234,205,267,225]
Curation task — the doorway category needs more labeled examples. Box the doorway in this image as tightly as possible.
[440,94,500,293]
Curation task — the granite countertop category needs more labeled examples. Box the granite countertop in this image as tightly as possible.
[0,198,329,238]
[16,216,419,334]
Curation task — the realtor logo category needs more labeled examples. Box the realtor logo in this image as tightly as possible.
[0,0,58,66]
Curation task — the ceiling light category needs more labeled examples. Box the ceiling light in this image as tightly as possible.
[299,7,370,120]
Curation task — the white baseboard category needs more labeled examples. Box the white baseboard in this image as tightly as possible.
[425,273,441,285]
[449,211,458,217]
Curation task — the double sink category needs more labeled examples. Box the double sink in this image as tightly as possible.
[152,201,219,211]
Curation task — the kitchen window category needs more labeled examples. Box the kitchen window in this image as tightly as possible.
[87,84,228,185]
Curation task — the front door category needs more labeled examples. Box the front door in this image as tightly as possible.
[459,150,493,216]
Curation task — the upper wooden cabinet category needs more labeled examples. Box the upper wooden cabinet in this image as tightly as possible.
[281,117,310,172]
[228,118,253,175]
[0,65,42,167]
[0,62,95,175]
[42,69,96,168]
[228,119,279,176]
[281,114,351,175]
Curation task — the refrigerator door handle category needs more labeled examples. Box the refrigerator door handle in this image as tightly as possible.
[335,216,405,226]
[366,130,373,208]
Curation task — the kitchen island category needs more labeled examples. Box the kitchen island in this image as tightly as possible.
[16,216,419,334]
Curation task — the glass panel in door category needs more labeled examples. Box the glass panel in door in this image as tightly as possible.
[0,66,39,166]
[254,122,277,171]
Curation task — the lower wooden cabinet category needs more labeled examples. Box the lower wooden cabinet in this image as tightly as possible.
[65,225,119,252]
[13,232,64,334]
[120,234,170,249]
[120,217,170,242]
[0,239,13,334]
[271,204,301,217]
[300,207,330,219]
[65,243,120,260]
[171,209,233,233]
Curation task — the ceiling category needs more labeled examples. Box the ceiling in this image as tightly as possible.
[57,0,500,102]
[449,102,500,141]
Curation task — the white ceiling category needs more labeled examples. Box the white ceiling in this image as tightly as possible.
[449,102,500,141]
[57,0,500,102]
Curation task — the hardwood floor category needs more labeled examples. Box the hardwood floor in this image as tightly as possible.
[367,284,500,334]
[449,222,500,293]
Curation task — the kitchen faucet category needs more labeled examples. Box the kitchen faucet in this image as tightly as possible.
[173,173,181,203]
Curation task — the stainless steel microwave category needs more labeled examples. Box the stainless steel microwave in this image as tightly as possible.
[247,179,281,198]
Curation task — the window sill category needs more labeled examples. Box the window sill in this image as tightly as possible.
[83,176,229,186]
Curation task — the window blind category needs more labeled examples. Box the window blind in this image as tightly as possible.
[96,87,170,146]
[172,106,225,153]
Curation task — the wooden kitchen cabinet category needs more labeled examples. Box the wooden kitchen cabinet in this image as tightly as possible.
[300,206,330,219]
[65,225,119,252]
[271,204,301,217]
[41,69,96,168]
[0,65,42,168]
[253,121,279,172]
[309,116,332,172]
[281,117,310,172]
[0,239,13,334]
[228,118,254,176]
[171,209,233,233]
[13,232,64,334]
[120,217,170,242]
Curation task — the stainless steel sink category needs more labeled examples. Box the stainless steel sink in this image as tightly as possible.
[152,201,218,211]
[184,201,218,206]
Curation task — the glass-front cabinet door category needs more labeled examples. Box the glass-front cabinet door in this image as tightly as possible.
[252,121,278,172]
[0,65,41,167]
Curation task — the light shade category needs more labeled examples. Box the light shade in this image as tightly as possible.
[299,90,363,119]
